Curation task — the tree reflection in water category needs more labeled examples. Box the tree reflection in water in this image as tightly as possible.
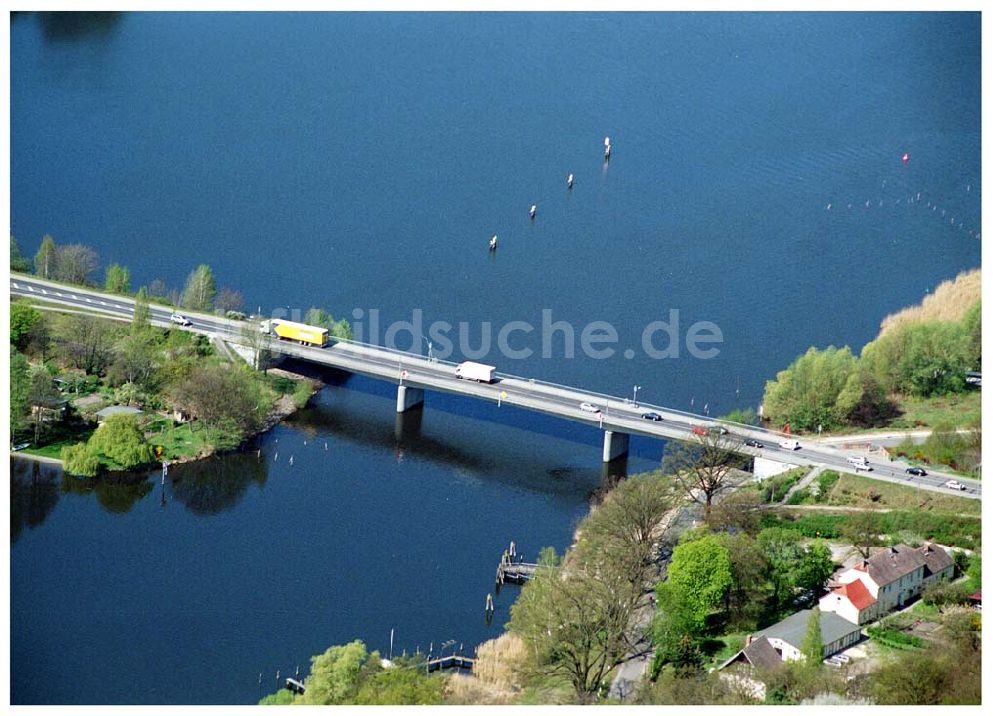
[168,451,268,516]
[37,11,123,42]
[10,459,61,543]
[61,470,154,515]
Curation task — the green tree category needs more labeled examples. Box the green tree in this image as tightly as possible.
[802,608,824,667]
[510,555,632,701]
[896,322,968,396]
[61,443,101,477]
[181,264,217,312]
[762,346,861,431]
[27,365,61,445]
[132,286,151,333]
[10,347,31,439]
[962,300,981,371]
[114,382,146,408]
[113,331,159,390]
[352,667,445,705]
[10,236,32,272]
[656,534,732,637]
[869,650,953,705]
[795,540,835,603]
[34,234,57,279]
[331,319,353,341]
[840,504,885,560]
[104,263,131,294]
[56,313,118,375]
[718,531,769,628]
[575,471,680,600]
[169,364,269,448]
[88,413,155,469]
[862,320,971,398]
[10,301,42,348]
[304,307,354,341]
[258,688,298,705]
[302,640,378,705]
[718,407,756,425]
[756,527,806,611]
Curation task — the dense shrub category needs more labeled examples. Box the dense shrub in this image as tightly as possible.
[61,443,101,477]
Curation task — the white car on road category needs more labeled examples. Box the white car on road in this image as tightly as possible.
[580,402,601,413]
[170,312,192,326]
[944,479,967,491]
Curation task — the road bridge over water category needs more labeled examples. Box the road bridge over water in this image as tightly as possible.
[10,274,980,500]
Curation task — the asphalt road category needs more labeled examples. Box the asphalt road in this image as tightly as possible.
[11,274,981,500]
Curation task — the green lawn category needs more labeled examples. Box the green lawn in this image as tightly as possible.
[18,424,96,460]
[143,417,213,460]
[891,391,981,429]
[794,471,980,514]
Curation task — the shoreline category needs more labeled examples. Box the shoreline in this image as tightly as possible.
[9,371,321,473]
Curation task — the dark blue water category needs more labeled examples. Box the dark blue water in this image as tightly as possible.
[11,379,658,704]
[10,11,981,704]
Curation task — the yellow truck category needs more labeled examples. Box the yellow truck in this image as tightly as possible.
[260,318,329,347]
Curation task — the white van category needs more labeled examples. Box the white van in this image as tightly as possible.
[778,438,800,451]
[848,456,873,471]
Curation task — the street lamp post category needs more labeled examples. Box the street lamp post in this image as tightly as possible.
[632,384,641,407]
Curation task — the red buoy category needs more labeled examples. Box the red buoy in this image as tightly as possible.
[902,152,910,163]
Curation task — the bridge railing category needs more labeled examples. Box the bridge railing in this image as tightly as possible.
[11,275,807,443]
[239,328,807,441]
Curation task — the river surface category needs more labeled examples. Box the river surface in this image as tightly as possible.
[9,11,981,704]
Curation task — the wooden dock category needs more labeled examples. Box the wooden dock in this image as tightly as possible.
[495,540,538,591]
[426,654,476,673]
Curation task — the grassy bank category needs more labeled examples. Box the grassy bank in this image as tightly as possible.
[891,392,981,430]
[786,471,980,514]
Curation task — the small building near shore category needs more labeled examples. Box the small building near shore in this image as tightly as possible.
[717,635,783,700]
[753,609,862,662]
[95,405,143,425]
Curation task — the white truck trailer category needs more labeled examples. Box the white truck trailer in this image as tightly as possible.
[454,361,496,383]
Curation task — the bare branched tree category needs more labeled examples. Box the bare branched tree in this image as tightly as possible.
[238,321,274,373]
[509,555,634,702]
[661,429,749,513]
[840,503,885,560]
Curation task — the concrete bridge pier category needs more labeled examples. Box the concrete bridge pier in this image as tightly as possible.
[394,408,423,442]
[396,385,425,413]
[602,430,630,462]
[602,455,629,482]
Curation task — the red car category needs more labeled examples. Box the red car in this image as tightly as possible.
[692,425,708,436]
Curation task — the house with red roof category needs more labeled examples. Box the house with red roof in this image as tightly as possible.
[820,543,954,624]
[818,578,878,625]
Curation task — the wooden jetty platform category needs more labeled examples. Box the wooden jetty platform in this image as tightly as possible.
[426,654,476,673]
[495,540,538,591]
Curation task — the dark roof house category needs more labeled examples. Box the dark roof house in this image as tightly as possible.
[719,635,783,671]
[755,609,861,655]
[852,543,954,585]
